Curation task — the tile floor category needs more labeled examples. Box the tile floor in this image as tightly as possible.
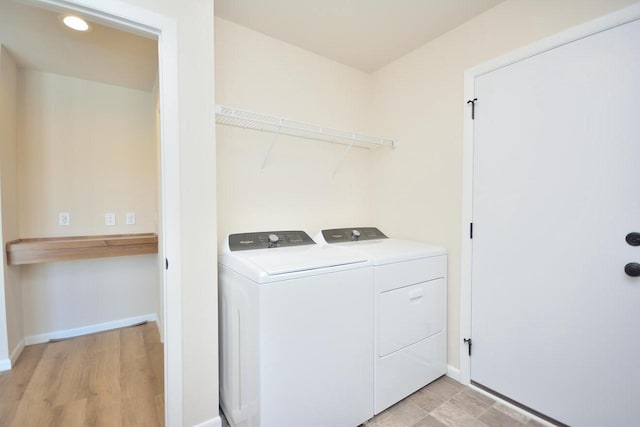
[363,376,544,427]
[221,376,546,427]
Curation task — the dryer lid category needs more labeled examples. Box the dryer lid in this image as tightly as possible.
[316,227,446,265]
[351,239,446,264]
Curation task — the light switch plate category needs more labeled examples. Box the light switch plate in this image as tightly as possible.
[105,212,116,226]
[126,212,136,225]
[59,212,70,226]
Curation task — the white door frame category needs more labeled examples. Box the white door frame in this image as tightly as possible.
[459,3,640,385]
[29,0,183,424]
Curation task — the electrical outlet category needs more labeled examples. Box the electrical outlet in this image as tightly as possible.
[59,212,70,226]
[126,212,136,225]
[105,212,116,226]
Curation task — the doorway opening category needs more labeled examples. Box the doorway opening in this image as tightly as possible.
[0,0,181,424]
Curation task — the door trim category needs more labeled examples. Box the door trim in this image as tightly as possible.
[459,2,640,385]
[28,0,183,424]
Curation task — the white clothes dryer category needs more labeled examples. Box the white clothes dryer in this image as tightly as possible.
[218,230,374,427]
[315,227,447,414]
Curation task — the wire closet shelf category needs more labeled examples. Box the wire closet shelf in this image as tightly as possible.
[215,104,397,150]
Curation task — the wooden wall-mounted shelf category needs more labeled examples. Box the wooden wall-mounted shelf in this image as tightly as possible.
[5,233,158,265]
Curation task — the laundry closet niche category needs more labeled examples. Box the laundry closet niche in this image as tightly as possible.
[0,2,162,364]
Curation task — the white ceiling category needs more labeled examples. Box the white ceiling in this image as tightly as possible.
[0,0,157,91]
[0,1,504,89]
[215,0,505,73]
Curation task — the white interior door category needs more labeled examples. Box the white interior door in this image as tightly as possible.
[471,18,640,426]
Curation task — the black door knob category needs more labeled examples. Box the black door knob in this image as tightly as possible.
[625,263,640,277]
[626,232,640,247]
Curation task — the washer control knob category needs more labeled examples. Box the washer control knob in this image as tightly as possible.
[268,234,279,247]
[351,229,361,241]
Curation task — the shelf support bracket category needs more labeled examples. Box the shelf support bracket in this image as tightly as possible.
[332,141,354,177]
[261,125,282,172]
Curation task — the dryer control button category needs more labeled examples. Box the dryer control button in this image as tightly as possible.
[352,229,361,240]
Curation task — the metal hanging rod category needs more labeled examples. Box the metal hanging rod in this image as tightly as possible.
[215,104,397,150]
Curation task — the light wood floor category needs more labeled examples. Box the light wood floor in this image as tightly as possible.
[0,322,164,427]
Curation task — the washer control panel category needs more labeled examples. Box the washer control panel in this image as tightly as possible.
[229,230,315,251]
[322,227,388,243]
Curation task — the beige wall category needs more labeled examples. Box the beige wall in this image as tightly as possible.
[0,44,22,363]
[17,70,157,236]
[369,0,640,369]
[16,69,159,338]
[21,256,158,337]
[215,18,376,240]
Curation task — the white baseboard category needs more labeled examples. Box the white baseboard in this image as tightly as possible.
[0,358,10,372]
[193,415,222,427]
[10,339,25,366]
[446,364,462,382]
[24,313,158,345]
[0,339,27,372]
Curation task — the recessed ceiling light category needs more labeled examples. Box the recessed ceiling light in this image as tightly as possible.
[62,15,90,32]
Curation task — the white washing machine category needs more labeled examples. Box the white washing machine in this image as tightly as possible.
[218,230,374,427]
[315,227,447,414]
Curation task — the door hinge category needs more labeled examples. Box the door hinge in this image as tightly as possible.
[165,258,169,270]
[467,98,478,120]
[470,222,473,239]
[464,338,472,356]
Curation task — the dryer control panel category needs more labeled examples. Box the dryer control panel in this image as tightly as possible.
[229,230,315,251]
[322,227,388,243]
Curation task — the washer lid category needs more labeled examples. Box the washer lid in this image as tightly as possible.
[220,235,370,283]
[240,244,367,276]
